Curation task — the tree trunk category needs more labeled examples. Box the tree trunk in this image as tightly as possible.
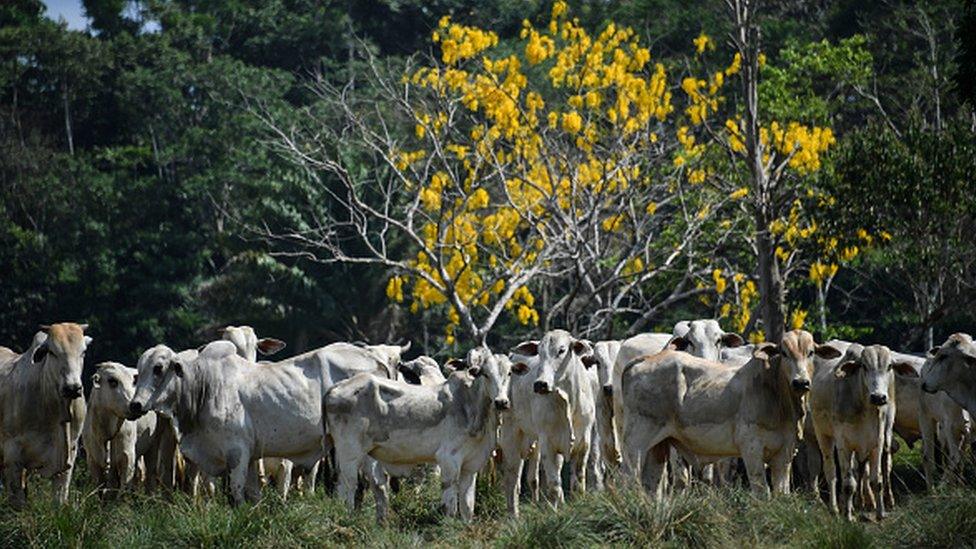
[62,81,74,156]
[757,231,786,342]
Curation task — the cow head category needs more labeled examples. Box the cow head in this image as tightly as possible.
[129,344,199,419]
[834,344,916,406]
[91,362,139,419]
[776,330,842,393]
[398,356,446,386]
[33,323,90,400]
[512,329,592,395]
[670,319,743,361]
[220,325,286,362]
[590,340,621,398]
[445,346,512,410]
[921,333,976,401]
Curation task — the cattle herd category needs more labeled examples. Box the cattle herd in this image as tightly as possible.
[0,321,974,524]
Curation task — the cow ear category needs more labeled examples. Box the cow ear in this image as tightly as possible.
[91,372,101,388]
[132,373,138,384]
[172,361,184,378]
[32,343,49,364]
[571,339,593,356]
[256,338,286,356]
[721,332,745,348]
[752,343,778,363]
[467,366,482,377]
[834,361,860,378]
[513,341,539,356]
[815,344,842,360]
[580,355,599,368]
[511,362,530,375]
[892,362,918,377]
[668,336,691,352]
[444,358,466,374]
[39,324,51,333]
[927,346,941,357]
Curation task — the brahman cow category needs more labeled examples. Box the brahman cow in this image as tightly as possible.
[0,323,90,508]
[499,330,596,516]
[810,344,916,521]
[325,346,511,522]
[220,325,286,362]
[83,362,166,494]
[129,340,327,506]
[621,330,839,499]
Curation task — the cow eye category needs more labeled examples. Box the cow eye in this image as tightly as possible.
[153,365,163,376]
[108,379,118,388]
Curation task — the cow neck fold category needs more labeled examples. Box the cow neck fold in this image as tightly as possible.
[171,359,217,435]
[447,372,495,439]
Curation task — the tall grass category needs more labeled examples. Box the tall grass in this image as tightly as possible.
[1,453,974,548]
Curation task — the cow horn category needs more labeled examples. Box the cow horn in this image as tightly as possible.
[400,340,412,353]
[78,323,89,331]
[39,324,51,332]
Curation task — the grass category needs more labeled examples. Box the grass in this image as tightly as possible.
[2,452,975,548]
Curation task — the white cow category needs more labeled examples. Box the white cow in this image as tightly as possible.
[134,345,199,493]
[398,356,447,386]
[810,343,916,521]
[921,333,976,415]
[83,362,165,494]
[621,330,839,498]
[499,330,596,516]
[0,323,89,508]
[220,326,287,362]
[129,341,328,505]
[325,346,511,522]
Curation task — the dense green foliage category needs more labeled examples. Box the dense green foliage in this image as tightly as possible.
[0,0,973,368]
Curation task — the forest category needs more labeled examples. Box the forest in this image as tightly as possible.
[2,0,974,364]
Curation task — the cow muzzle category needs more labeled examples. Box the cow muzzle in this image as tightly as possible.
[791,379,811,392]
[127,400,146,419]
[533,381,552,395]
[602,385,613,397]
[61,383,83,399]
[869,393,888,406]
[494,398,511,411]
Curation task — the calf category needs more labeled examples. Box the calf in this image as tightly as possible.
[621,330,839,498]
[810,344,916,520]
[83,362,164,494]
[325,346,511,522]
[0,323,90,508]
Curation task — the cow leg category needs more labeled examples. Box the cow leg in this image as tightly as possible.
[368,459,390,524]
[336,444,364,512]
[818,436,838,514]
[668,449,690,491]
[458,469,478,522]
[869,447,886,520]
[836,447,856,522]
[245,461,262,503]
[87,441,108,493]
[741,442,769,497]
[500,431,525,517]
[882,444,894,509]
[944,415,968,485]
[538,439,565,507]
[439,458,461,517]
[857,458,875,513]
[803,440,822,493]
[226,460,250,506]
[570,436,590,495]
[586,444,604,493]
[157,419,178,491]
[525,444,540,502]
[4,463,27,510]
[769,448,792,495]
[277,460,294,501]
[51,464,74,505]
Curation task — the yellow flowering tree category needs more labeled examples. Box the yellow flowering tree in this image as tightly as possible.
[673,0,880,341]
[255,3,721,345]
